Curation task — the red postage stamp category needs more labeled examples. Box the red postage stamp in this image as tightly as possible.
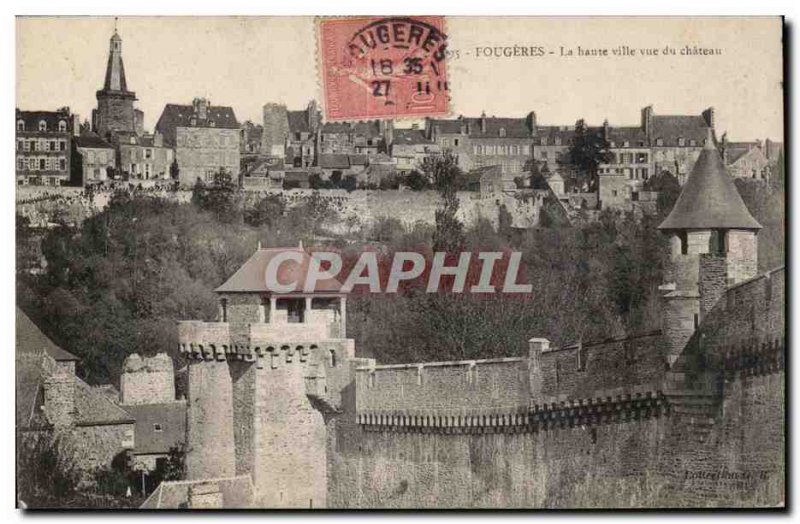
[317,16,450,121]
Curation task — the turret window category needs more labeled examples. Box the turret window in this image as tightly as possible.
[678,231,688,255]
[38,120,47,132]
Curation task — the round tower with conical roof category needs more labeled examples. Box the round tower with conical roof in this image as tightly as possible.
[657,129,761,362]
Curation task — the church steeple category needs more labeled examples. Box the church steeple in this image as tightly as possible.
[103,21,131,94]
[94,20,138,138]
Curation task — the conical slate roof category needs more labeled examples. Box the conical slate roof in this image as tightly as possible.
[658,131,761,231]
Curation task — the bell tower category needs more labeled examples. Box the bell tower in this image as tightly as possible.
[658,129,761,363]
[94,19,137,138]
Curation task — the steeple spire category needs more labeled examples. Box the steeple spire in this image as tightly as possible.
[103,21,130,94]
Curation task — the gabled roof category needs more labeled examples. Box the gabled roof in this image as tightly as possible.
[74,378,135,426]
[319,154,350,170]
[651,115,709,146]
[155,103,239,146]
[606,126,648,146]
[123,401,186,455]
[287,110,315,134]
[16,308,134,428]
[215,247,343,294]
[140,475,254,509]
[429,115,533,139]
[659,132,761,231]
[393,128,433,146]
[74,134,115,150]
[16,109,73,133]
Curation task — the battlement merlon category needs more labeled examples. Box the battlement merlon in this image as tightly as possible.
[177,320,354,361]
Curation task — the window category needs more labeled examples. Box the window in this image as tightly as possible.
[58,120,67,132]
[38,120,47,132]
[689,139,696,146]
[541,151,548,159]
[153,423,163,432]
[220,298,228,322]
[554,137,561,146]
[656,138,664,146]
[678,137,685,146]
[540,137,547,146]
[59,140,66,152]
[145,148,153,159]
[50,141,56,151]
[23,140,30,152]
[190,118,197,126]
[678,231,688,255]
[39,159,46,170]
[612,190,618,197]
[623,141,630,147]
[16,140,22,151]
[16,120,24,132]
[454,138,460,146]
[499,128,506,138]
[16,157,23,170]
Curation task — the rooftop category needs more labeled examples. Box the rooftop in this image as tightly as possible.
[215,246,343,294]
[659,131,762,231]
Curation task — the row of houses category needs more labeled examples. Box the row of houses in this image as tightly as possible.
[16,27,782,204]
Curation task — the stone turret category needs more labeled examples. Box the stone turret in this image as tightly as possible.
[120,353,176,405]
[178,245,354,508]
[658,129,761,362]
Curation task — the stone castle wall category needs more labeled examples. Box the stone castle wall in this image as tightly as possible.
[327,266,785,508]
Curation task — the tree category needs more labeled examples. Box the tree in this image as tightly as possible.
[403,170,429,191]
[191,169,242,223]
[423,152,465,252]
[17,434,80,508]
[244,193,286,228]
[558,119,611,192]
[341,174,358,192]
[643,170,681,219]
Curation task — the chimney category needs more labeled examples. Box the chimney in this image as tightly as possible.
[526,111,538,135]
[702,107,716,129]
[603,118,610,141]
[480,111,487,134]
[194,98,209,120]
[43,369,75,428]
[307,100,319,130]
[641,105,653,138]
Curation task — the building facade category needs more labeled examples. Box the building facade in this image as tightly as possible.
[155,98,240,186]
[425,112,536,174]
[114,132,174,181]
[73,133,116,185]
[16,108,78,186]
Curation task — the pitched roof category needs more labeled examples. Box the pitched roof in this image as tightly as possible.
[606,126,648,146]
[155,103,239,146]
[319,154,351,169]
[393,128,433,146]
[16,308,134,428]
[215,247,343,294]
[287,110,314,134]
[429,115,533,139]
[16,109,73,132]
[74,378,135,426]
[659,133,762,230]
[123,401,186,455]
[651,115,710,146]
[140,475,254,509]
[74,134,115,150]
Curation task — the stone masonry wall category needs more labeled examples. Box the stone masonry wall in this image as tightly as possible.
[186,358,236,480]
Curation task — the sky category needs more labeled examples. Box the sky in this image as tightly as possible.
[16,16,784,140]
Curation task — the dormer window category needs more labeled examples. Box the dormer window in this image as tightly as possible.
[153,423,163,432]
[38,120,47,132]
[689,139,696,146]
[656,138,664,146]
[499,128,506,138]
[190,118,197,126]
[623,141,630,147]
[130,136,136,145]
[678,137,685,146]
[58,120,67,132]
[540,137,547,146]
[16,120,24,132]
[609,141,616,147]
[554,137,561,146]
[210,121,216,127]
